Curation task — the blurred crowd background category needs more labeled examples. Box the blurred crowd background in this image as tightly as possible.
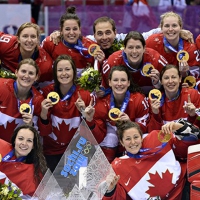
[0,0,199,40]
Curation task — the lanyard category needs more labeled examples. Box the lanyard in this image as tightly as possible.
[62,39,91,58]
[110,90,130,112]
[2,150,26,162]
[57,84,76,102]
[127,142,167,159]
[122,51,145,76]
[163,37,183,53]
[14,81,33,113]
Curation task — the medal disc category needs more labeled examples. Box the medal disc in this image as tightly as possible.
[47,92,60,105]
[88,44,100,56]
[19,103,31,114]
[0,154,2,162]
[177,50,189,62]
[108,108,121,121]
[158,130,171,143]
[148,89,162,101]
[184,76,196,88]
[142,63,154,77]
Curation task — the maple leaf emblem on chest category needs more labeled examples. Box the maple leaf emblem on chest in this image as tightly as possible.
[146,169,175,198]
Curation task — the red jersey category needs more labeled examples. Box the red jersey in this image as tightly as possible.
[38,84,92,155]
[196,34,200,50]
[0,139,38,196]
[148,88,200,132]
[41,36,97,77]
[103,130,198,200]
[146,33,200,79]
[0,32,53,85]
[0,79,44,142]
[86,92,149,149]
[101,48,167,95]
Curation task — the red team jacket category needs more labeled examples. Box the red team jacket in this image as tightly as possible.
[103,130,198,200]
[0,32,53,84]
[0,79,44,142]
[41,36,97,77]
[0,139,38,196]
[38,84,93,155]
[148,88,200,132]
[86,92,150,147]
[101,48,167,95]
[146,33,200,80]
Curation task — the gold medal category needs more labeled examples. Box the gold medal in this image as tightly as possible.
[158,130,171,143]
[177,50,189,62]
[0,154,2,162]
[19,103,31,114]
[184,76,196,88]
[88,44,100,56]
[47,92,60,105]
[148,89,162,101]
[108,108,121,121]
[142,64,154,77]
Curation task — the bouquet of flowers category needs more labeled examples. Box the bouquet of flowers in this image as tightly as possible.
[112,39,124,52]
[0,181,22,200]
[0,68,16,79]
[77,67,101,92]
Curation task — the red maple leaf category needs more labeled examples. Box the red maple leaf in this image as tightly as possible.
[146,169,175,198]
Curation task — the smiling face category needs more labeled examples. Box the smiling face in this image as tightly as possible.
[161,67,181,98]
[14,128,34,158]
[94,21,116,50]
[161,16,181,44]
[17,27,39,54]
[120,127,142,154]
[56,59,74,87]
[109,70,130,97]
[15,63,38,89]
[61,19,81,44]
[124,38,145,67]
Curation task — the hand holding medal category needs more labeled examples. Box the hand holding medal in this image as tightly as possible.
[109,108,121,121]
[158,130,172,143]
[148,89,162,101]
[88,44,101,57]
[47,92,60,105]
[184,76,196,88]
[142,64,155,77]
[19,103,31,114]
[177,50,189,62]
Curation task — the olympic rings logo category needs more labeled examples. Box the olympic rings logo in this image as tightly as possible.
[81,141,92,155]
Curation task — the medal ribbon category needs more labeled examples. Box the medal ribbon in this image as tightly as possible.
[58,84,76,102]
[62,39,91,58]
[110,90,130,112]
[14,81,33,113]
[163,37,183,53]
[127,142,167,159]
[122,51,139,72]
[160,89,180,107]
[2,150,26,162]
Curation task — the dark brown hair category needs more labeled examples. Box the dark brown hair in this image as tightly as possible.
[11,124,47,184]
